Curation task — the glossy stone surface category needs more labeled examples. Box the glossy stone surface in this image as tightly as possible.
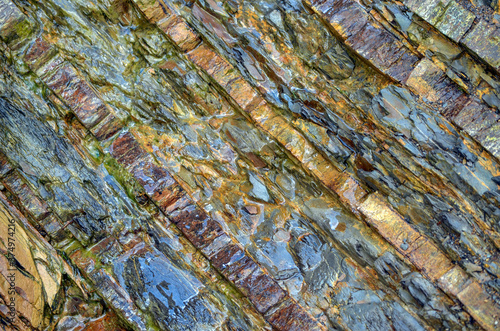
[0,0,499,329]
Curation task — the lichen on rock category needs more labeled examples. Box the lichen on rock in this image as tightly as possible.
[0,0,500,330]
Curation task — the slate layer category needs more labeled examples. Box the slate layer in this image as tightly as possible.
[0,0,500,330]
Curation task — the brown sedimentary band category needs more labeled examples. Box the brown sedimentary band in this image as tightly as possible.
[0,2,324,328]
[306,0,500,160]
[403,0,499,73]
[307,0,421,83]
[0,126,148,330]
[109,131,323,329]
[130,1,500,329]
[1,0,500,329]
[406,59,500,157]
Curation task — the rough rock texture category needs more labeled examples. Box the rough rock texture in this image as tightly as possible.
[0,0,499,330]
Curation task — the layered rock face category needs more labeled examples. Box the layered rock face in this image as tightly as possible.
[0,0,499,330]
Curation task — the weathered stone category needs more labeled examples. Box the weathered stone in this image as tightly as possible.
[114,244,224,330]
[187,43,233,83]
[38,214,63,236]
[90,114,123,141]
[0,201,44,329]
[462,20,500,72]
[130,159,176,197]
[200,232,232,257]
[24,37,57,73]
[407,237,454,281]
[2,0,500,329]
[330,173,367,209]
[135,0,173,23]
[406,58,464,106]
[405,0,475,42]
[404,0,451,24]
[69,248,96,276]
[210,243,246,273]
[223,255,260,283]
[457,281,500,331]
[169,204,225,248]
[309,0,420,82]
[45,65,109,128]
[156,186,190,215]
[3,171,50,221]
[0,0,33,50]
[0,95,269,330]
[192,3,237,46]
[359,192,422,254]
[0,151,12,178]
[234,268,286,313]
[266,298,323,331]
[110,132,149,169]
[90,270,147,330]
[438,265,470,296]
[406,59,500,158]
[81,311,127,331]
[434,1,475,42]
[226,77,259,109]
[159,16,201,52]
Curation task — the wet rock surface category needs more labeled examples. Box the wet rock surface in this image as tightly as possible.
[0,0,499,330]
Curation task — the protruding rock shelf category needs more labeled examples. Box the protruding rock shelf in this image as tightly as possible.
[0,0,499,329]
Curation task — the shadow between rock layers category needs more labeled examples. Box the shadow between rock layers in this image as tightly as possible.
[0,0,500,330]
